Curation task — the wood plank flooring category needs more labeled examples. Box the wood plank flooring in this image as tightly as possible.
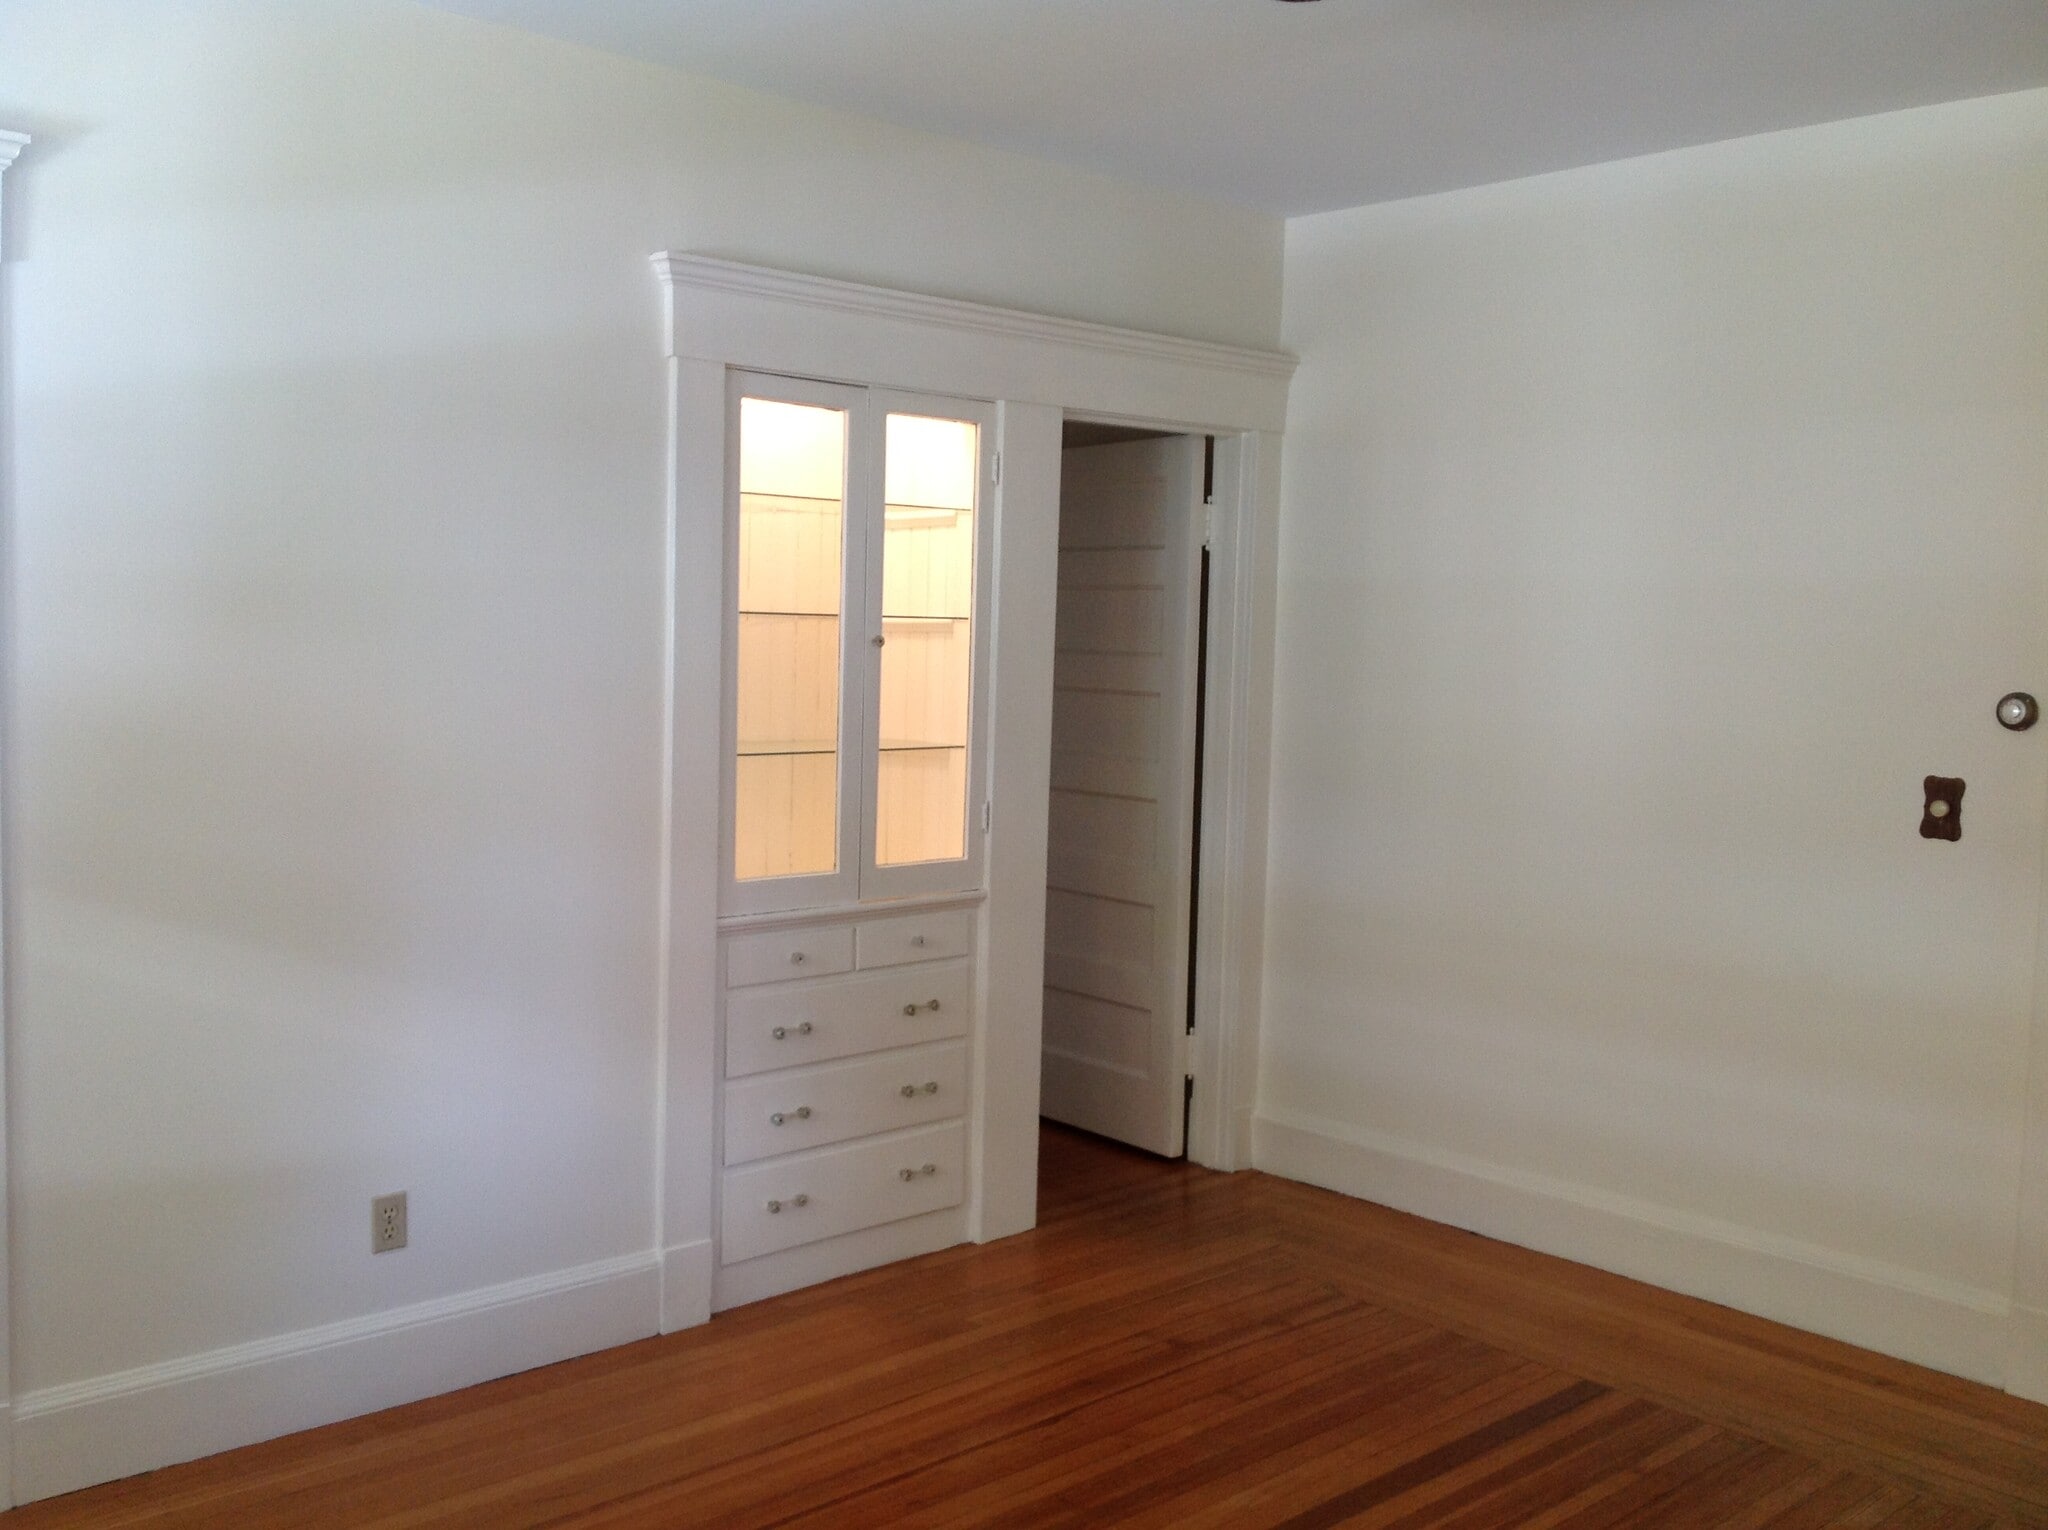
[7,1126,2045,1528]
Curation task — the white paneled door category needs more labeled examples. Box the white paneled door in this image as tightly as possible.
[1040,437,1205,1156]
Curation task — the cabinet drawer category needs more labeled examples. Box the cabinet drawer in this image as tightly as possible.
[724,961,970,1078]
[725,924,854,989]
[721,1121,965,1264]
[723,1040,966,1166]
[856,908,974,970]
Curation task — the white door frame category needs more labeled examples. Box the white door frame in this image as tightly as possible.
[648,255,1294,1328]
[0,124,31,1509]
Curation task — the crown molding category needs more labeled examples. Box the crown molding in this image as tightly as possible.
[650,254,1295,382]
[649,253,1294,431]
[0,130,26,255]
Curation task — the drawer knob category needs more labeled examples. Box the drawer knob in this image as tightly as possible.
[769,1022,815,1041]
[902,999,942,1016]
[766,1194,811,1214]
[789,951,806,965]
[769,1106,813,1126]
[911,935,926,947]
[899,1163,939,1181]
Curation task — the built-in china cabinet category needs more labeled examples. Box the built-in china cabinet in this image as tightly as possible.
[713,374,997,1306]
[652,254,1291,1333]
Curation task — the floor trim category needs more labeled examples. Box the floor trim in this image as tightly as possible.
[10,1252,658,1505]
[2009,1304,2048,1405]
[1253,1108,2013,1390]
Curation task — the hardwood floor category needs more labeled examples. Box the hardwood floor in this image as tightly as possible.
[8,1126,2045,1528]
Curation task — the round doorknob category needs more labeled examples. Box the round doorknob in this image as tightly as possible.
[1997,692,2038,730]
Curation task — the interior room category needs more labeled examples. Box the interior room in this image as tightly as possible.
[1,2,2046,1524]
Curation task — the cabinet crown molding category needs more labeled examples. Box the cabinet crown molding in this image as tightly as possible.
[649,252,1296,388]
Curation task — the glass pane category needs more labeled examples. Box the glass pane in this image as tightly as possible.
[735,397,845,880]
[877,413,977,866]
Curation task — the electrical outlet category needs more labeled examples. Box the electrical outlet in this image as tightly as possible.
[372,1191,408,1254]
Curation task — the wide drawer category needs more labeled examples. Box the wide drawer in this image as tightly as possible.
[855,908,974,970]
[723,1040,967,1166]
[724,960,971,1078]
[720,1120,965,1264]
[725,924,855,989]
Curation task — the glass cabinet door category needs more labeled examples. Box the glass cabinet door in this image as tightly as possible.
[727,380,863,911]
[873,411,979,868]
[724,376,990,914]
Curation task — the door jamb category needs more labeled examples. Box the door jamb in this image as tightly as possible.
[1052,418,1267,1170]
[0,125,31,1510]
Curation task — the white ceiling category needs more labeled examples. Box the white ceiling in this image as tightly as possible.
[423,0,2048,215]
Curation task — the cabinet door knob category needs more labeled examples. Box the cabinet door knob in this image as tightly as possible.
[920,1163,937,1176]
[900,1084,918,1098]
[903,1003,919,1016]
[927,999,941,1012]
[769,1106,812,1126]
[911,934,926,947]
[871,635,886,647]
[789,951,806,965]
[771,1026,785,1040]
[798,1021,813,1035]
[922,1081,939,1094]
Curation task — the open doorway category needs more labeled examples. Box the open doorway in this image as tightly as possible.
[1038,420,1211,1183]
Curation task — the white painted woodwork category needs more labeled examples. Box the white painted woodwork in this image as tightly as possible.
[712,905,974,1301]
[1040,438,1205,1157]
[725,374,868,914]
[854,908,974,969]
[724,923,854,988]
[660,254,1291,1322]
[971,400,1065,1243]
[0,122,25,1513]
[723,961,973,1077]
[722,1040,968,1164]
[719,1120,966,1264]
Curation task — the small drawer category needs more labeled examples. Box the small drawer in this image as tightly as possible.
[723,1040,967,1166]
[856,909,973,970]
[725,924,854,989]
[721,1120,965,1264]
[724,961,971,1078]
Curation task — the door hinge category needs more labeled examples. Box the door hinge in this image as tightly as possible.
[1201,499,1214,549]
[992,450,1001,486]
[982,800,992,833]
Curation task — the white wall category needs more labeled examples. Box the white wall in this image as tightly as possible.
[0,0,1282,1499]
[1260,90,2048,1393]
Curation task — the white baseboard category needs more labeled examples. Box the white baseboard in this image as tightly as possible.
[11,1252,660,1506]
[2008,1305,2048,1406]
[1,1400,14,1510]
[661,1239,714,1333]
[1252,1109,2013,1390]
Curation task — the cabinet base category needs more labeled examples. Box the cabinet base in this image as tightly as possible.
[712,1205,968,1311]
